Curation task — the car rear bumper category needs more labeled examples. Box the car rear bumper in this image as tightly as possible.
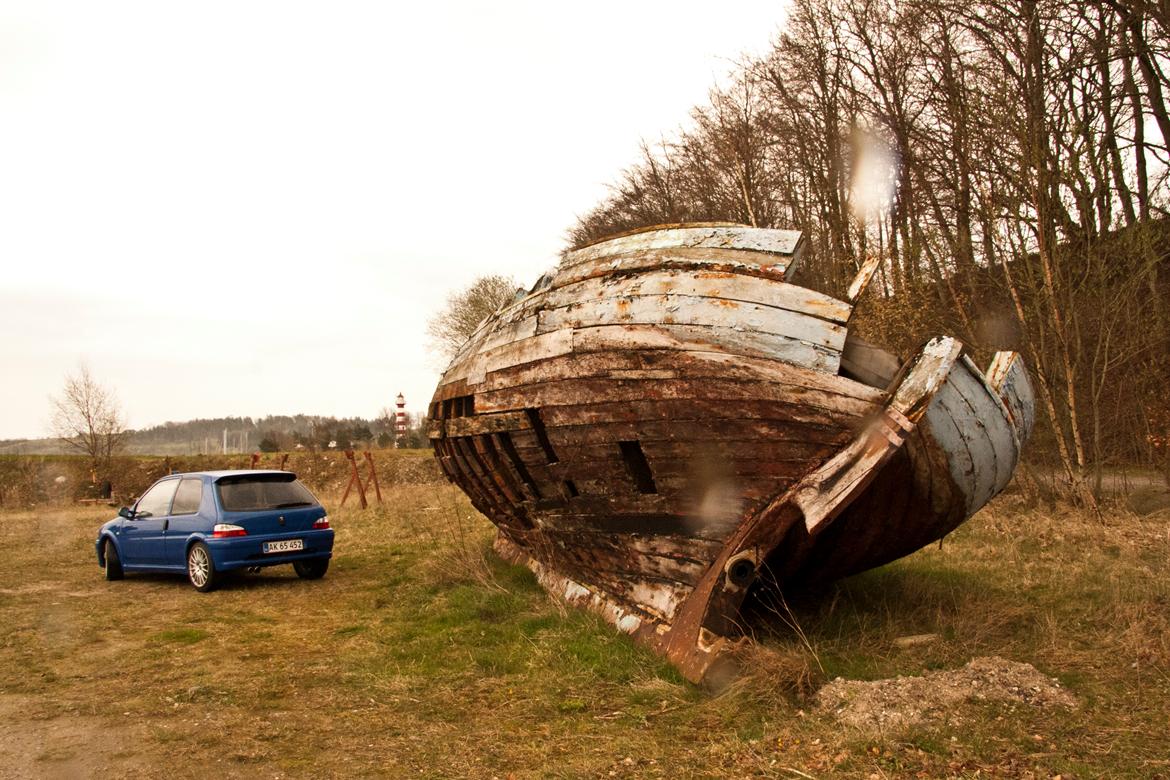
[205,528,334,571]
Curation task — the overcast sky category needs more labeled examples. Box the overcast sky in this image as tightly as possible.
[0,1,786,439]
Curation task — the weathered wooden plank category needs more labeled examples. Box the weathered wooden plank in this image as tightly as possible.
[476,346,882,404]
[470,436,526,508]
[444,443,504,519]
[560,568,692,623]
[545,458,631,487]
[846,253,883,303]
[840,333,901,390]
[567,323,840,373]
[540,549,704,598]
[563,225,803,267]
[546,529,723,563]
[519,528,723,563]
[556,472,775,509]
[475,375,876,423]
[460,332,879,402]
[444,329,574,386]
[442,410,531,438]
[540,552,698,605]
[986,351,1035,444]
[475,313,538,356]
[448,438,511,516]
[537,492,673,516]
[534,509,729,541]
[548,437,831,467]
[538,415,853,448]
[551,250,792,291]
[544,543,709,588]
[632,457,807,482]
[922,356,1016,515]
[535,398,860,441]
[431,378,471,403]
[533,293,845,351]
[542,270,851,325]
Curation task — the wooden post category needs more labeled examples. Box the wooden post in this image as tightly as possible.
[340,450,368,509]
[363,451,382,504]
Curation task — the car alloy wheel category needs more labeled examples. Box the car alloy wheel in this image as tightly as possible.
[187,543,216,591]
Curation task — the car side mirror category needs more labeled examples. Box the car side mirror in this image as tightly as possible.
[118,506,135,520]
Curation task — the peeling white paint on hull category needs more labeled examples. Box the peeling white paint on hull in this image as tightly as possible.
[428,223,1034,684]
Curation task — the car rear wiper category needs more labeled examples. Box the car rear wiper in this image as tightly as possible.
[272,501,313,508]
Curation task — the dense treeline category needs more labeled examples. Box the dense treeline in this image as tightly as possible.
[570,0,1170,500]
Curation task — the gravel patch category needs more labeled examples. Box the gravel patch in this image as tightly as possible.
[815,656,1077,732]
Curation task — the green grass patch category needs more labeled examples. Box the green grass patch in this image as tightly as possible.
[149,628,209,645]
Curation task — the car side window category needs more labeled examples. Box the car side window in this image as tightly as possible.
[170,479,203,515]
[135,479,179,518]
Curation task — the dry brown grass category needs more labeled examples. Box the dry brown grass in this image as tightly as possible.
[0,487,1167,778]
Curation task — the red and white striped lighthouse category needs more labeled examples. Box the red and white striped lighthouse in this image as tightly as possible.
[395,392,407,446]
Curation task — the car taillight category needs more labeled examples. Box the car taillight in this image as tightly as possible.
[212,524,247,538]
[313,516,330,530]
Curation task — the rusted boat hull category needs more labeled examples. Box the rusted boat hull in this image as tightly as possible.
[428,225,1033,684]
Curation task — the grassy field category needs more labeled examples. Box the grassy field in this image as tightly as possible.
[1,486,1168,778]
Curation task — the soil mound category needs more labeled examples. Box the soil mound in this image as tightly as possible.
[815,656,1076,732]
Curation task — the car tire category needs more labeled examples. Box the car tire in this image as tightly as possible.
[186,542,219,592]
[103,539,124,581]
[293,558,329,580]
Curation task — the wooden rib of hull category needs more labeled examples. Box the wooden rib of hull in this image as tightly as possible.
[428,225,1034,684]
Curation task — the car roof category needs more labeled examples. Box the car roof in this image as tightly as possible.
[163,470,296,482]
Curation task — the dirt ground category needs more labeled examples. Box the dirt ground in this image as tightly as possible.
[0,693,149,778]
[1,487,1168,778]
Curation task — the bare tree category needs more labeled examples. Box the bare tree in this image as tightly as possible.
[49,365,129,473]
[427,275,521,359]
[567,0,1169,502]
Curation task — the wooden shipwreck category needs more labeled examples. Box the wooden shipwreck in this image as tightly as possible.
[427,224,1034,684]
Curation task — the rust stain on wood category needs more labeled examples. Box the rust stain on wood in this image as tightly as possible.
[427,224,1034,687]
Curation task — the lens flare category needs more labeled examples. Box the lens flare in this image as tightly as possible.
[850,132,899,222]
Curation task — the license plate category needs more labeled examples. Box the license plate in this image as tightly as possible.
[264,539,304,554]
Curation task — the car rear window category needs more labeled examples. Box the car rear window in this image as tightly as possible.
[216,475,319,512]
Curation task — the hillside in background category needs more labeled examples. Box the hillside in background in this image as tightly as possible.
[0,413,428,456]
[0,449,441,507]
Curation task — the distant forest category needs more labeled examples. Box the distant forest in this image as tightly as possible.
[0,413,428,456]
[570,0,1170,499]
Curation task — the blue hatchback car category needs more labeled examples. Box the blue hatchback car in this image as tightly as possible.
[95,470,334,592]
